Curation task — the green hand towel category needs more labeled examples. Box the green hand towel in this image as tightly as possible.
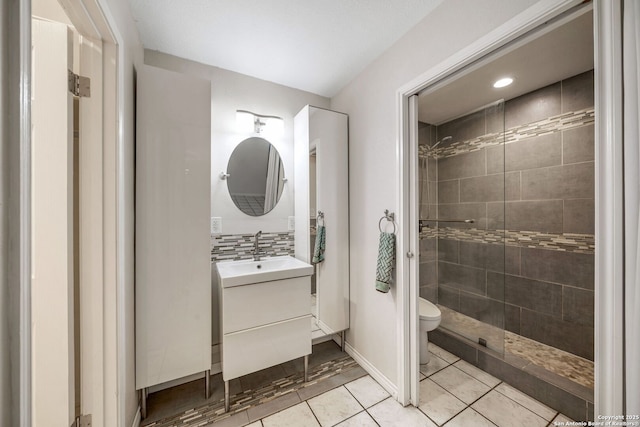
[375,232,396,293]
[312,225,326,264]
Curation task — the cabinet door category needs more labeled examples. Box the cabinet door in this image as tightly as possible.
[135,65,211,389]
[311,107,349,334]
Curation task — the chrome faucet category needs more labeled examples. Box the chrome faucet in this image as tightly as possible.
[253,230,263,261]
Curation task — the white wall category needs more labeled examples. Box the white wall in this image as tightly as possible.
[144,50,330,235]
[330,0,543,390]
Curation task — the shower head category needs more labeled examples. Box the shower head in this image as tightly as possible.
[429,135,452,150]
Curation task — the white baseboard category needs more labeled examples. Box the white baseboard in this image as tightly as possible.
[131,406,141,427]
[345,342,398,399]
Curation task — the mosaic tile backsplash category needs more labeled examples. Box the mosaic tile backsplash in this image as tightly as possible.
[211,232,294,262]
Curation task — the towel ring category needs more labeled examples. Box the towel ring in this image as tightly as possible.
[317,211,325,226]
[379,209,397,234]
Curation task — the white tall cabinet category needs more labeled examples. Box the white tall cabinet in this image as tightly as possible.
[294,106,349,335]
[135,65,211,405]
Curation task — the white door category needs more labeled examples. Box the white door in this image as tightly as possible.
[31,18,75,426]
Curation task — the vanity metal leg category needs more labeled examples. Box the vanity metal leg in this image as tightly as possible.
[205,370,211,399]
[141,387,147,419]
[224,380,230,412]
[304,354,309,382]
[341,331,346,352]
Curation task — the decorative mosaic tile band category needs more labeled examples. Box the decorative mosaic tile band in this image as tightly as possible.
[211,232,294,262]
[142,355,361,427]
[420,226,594,254]
[419,108,595,159]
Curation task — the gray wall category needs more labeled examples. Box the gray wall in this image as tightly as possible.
[421,70,595,360]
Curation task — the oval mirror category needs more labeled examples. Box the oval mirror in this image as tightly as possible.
[227,137,285,216]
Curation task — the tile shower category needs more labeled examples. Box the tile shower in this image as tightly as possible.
[419,70,594,420]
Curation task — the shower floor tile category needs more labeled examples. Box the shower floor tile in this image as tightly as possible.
[438,305,594,390]
[504,331,594,389]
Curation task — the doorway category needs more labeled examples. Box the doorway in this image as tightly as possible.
[395,0,611,414]
[29,0,121,425]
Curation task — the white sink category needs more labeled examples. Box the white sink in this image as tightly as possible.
[216,256,314,288]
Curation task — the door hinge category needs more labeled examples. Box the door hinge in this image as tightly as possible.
[71,414,92,427]
[68,70,91,97]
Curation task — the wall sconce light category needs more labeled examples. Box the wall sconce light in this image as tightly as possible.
[236,110,284,136]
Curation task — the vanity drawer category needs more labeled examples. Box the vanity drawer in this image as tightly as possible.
[222,276,310,334]
[222,315,311,381]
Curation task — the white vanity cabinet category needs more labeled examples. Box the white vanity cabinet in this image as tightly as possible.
[217,257,312,411]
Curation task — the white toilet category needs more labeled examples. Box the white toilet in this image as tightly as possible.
[419,297,442,365]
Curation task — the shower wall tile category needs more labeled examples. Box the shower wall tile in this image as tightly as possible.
[426,71,595,362]
[459,291,505,328]
[419,261,437,287]
[420,237,437,261]
[458,172,520,203]
[422,224,594,254]
[487,272,562,318]
[437,109,486,142]
[459,173,504,203]
[506,172,521,201]
[520,309,593,360]
[439,285,460,311]
[503,133,562,172]
[563,198,595,234]
[561,70,594,113]
[488,200,564,233]
[418,123,436,147]
[562,124,594,164]
[485,103,505,135]
[438,238,459,263]
[521,247,594,290]
[521,162,594,201]
[458,240,519,274]
[428,157,438,181]
[438,261,486,296]
[505,82,561,129]
[486,145,504,175]
[562,287,594,327]
[420,285,438,305]
[505,304,521,334]
[438,150,486,181]
[438,180,459,204]
[438,203,487,229]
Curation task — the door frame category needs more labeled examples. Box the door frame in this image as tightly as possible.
[19,0,125,425]
[395,0,623,415]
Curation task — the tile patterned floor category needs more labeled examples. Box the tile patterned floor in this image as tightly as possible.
[144,342,578,427]
[249,343,577,427]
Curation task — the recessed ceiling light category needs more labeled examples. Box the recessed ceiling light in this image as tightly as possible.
[493,77,514,88]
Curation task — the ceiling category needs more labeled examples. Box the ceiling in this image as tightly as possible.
[418,8,594,125]
[128,0,443,97]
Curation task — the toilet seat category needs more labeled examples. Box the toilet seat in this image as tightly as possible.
[419,298,441,321]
